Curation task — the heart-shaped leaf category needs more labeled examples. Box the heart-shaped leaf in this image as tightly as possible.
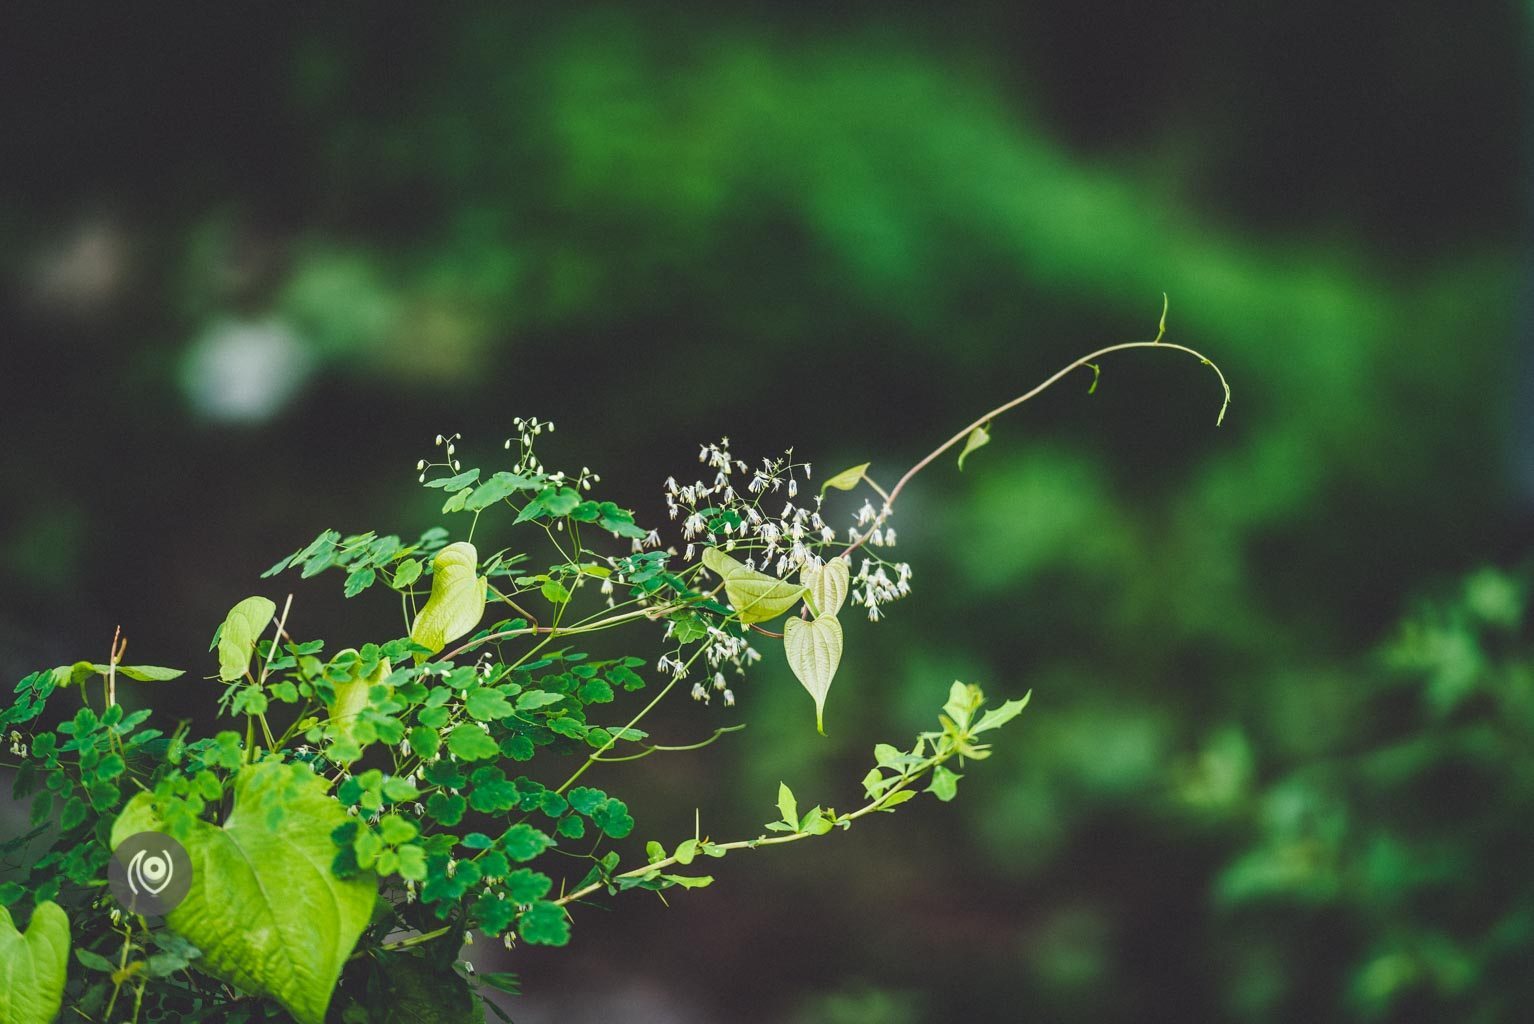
[0,900,69,1024]
[783,614,843,734]
[218,596,277,682]
[111,760,377,1024]
[702,548,805,624]
[410,542,487,653]
[801,559,850,618]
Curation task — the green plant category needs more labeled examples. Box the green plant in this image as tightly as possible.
[1202,566,1534,1021]
[0,317,1224,1023]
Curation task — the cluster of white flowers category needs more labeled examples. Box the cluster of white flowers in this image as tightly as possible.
[10,730,28,757]
[662,438,915,622]
[849,500,898,548]
[658,618,760,705]
[852,558,913,622]
[663,439,835,578]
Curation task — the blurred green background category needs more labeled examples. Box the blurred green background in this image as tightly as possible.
[2,4,1529,1022]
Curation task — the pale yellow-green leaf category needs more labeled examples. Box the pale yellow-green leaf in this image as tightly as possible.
[218,596,277,682]
[0,901,69,1024]
[957,424,990,471]
[699,546,737,576]
[819,462,869,496]
[801,559,850,618]
[324,653,392,760]
[49,661,98,689]
[701,548,805,624]
[111,760,377,1024]
[409,542,487,653]
[783,614,843,734]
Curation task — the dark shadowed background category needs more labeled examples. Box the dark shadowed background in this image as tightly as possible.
[2,4,1530,1022]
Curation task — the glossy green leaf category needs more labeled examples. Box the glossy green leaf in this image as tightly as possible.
[0,900,69,1024]
[517,901,569,946]
[422,468,480,491]
[819,462,869,495]
[111,761,377,1024]
[500,824,556,862]
[465,471,540,512]
[701,548,806,624]
[409,542,486,654]
[514,689,564,711]
[464,687,514,721]
[343,568,376,598]
[956,424,990,471]
[783,614,843,734]
[801,559,850,618]
[392,558,422,589]
[446,725,500,761]
[217,596,277,682]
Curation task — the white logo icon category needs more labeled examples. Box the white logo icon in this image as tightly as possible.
[127,848,175,897]
[110,831,192,913]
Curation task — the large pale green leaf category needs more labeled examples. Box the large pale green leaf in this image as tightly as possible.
[701,548,805,624]
[111,760,377,1024]
[801,559,850,618]
[218,596,277,682]
[783,614,843,734]
[410,542,487,653]
[0,901,69,1024]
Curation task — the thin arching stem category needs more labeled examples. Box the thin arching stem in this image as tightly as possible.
[843,339,1229,559]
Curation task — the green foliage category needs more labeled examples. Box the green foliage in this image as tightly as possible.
[1201,567,1534,1021]
[0,902,70,1024]
[0,355,1182,1017]
[113,760,377,1024]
